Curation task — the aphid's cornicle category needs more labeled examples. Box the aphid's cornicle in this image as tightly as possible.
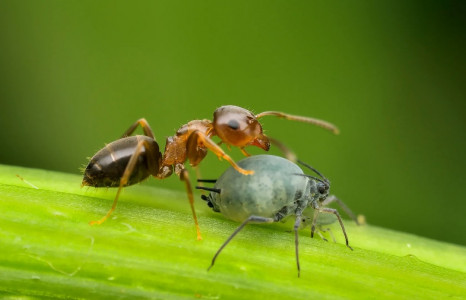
[82,105,340,240]
[197,155,359,277]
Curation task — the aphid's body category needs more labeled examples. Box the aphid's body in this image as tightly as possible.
[207,155,309,222]
[198,154,358,277]
[82,105,340,240]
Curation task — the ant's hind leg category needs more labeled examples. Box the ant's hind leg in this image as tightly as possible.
[89,138,153,226]
[121,118,156,139]
[179,168,202,240]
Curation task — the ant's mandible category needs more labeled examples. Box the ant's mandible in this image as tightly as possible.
[82,105,339,240]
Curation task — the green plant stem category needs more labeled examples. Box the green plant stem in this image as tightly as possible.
[0,164,465,299]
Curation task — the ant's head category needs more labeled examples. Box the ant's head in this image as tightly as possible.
[213,105,270,151]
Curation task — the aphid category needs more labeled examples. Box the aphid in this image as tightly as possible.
[82,105,339,240]
[197,154,358,277]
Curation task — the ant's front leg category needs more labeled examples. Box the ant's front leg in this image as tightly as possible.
[235,136,297,162]
[121,118,156,139]
[188,131,254,175]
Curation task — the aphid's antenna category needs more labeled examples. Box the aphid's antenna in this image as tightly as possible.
[196,186,221,194]
[297,159,328,182]
[293,173,326,184]
[197,179,217,183]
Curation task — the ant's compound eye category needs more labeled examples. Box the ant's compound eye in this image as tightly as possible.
[227,119,240,130]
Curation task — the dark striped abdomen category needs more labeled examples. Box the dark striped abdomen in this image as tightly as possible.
[82,136,160,187]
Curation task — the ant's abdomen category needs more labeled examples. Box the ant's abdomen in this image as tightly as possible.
[82,136,157,187]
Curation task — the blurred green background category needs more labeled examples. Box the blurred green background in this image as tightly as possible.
[0,1,465,245]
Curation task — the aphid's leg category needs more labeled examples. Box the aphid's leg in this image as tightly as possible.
[209,215,275,271]
[178,168,202,240]
[267,137,297,162]
[255,111,340,135]
[89,138,153,226]
[191,131,254,175]
[309,208,320,238]
[315,229,328,242]
[319,227,337,243]
[317,207,353,250]
[120,118,156,139]
[321,195,360,225]
[16,174,39,189]
[293,215,302,278]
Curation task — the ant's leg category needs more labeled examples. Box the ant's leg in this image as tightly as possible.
[239,148,251,157]
[89,138,153,225]
[121,118,155,139]
[267,136,297,162]
[193,166,214,193]
[193,166,204,189]
[255,111,340,135]
[209,215,275,271]
[179,168,202,240]
[321,195,359,225]
[317,207,353,250]
[190,131,254,175]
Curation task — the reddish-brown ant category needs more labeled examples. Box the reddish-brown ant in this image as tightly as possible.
[82,105,339,240]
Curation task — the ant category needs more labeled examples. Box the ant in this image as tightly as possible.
[82,105,339,240]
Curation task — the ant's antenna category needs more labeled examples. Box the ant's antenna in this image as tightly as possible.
[196,186,221,194]
[297,159,328,182]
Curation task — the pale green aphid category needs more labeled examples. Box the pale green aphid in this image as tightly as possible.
[198,154,358,277]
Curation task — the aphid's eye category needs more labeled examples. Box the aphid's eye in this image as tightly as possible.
[227,119,240,130]
[318,184,327,194]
